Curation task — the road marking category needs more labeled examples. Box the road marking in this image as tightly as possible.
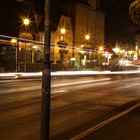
[51,78,111,88]
[71,102,140,140]
[0,78,111,95]
[0,78,41,83]
[0,86,41,95]
[52,90,67,98]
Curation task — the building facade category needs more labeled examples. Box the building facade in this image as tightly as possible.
[73,1,104,68]
[41,0,105,69]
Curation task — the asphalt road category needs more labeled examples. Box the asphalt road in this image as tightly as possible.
[82,106,140,140]
[0,76,140,140]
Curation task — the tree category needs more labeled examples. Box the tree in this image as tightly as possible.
[129,0,140,25]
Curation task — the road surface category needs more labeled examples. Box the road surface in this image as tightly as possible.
[0,76,140,140]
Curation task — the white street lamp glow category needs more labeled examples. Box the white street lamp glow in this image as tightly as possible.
[60,28,66,34]
[85,34,90,40]
[99,46,104,51]
[32,45,38,50]
[136,45,138,50]
[23,18,30,26]
[112,47,120,54]
[128,50,134,55]
[81,44,84,48]
[11,38,17,44]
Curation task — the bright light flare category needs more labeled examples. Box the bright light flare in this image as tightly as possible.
[23,18,30,26]
[1,70,140,79]
[112,47,120,53]
[60,28,66,34]
[11,38,17,44]
[119,59,124,66]
[85,34,90,40]
[119,59,131,66]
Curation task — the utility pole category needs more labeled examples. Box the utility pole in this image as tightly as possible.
[41,0,51,139]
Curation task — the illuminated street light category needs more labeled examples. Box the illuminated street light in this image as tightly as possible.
[128,50,134,55]
[60,28,66,34]
[112,47,120,54]
[23,18,30,26]
[99,46,104,51]
[32,45,38,50]
[81,44,84,48]
[11,38,17,44]
[85,34,90,40]
[60,28,66,41]
[20,18,31,72]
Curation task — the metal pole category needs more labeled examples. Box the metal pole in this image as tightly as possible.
[16,39,19,72]
[24,42,27,72]
[41,0,51,139]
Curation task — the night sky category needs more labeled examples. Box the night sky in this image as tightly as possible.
[100,0,138,45]
[0,0,44,36]
[0,0,138,44]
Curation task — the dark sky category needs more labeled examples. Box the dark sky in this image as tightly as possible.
[0,0,138,44]
[0,0,44,36]
[100,0,138,44]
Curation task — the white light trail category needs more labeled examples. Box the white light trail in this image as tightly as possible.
[0,70,140,79]
[51,78,111,88]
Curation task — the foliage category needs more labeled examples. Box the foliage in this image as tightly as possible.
[129,0,140,25]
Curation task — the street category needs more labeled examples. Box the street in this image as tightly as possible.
[0,76,140,140]
[81,105,140,140]
[1,0,140,140]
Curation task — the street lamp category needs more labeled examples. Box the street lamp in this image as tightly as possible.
[21,17,31,72]
[60,28,66,41]
[99,46,104,51]
[22,17,31,33]
[78,44,85,69]
[23,18,30,26]
[112,47,120,55]
[11,38,18,72]
[58,28,68,70]
[98,46,104,66]
[85,34,90,40]
[81,44,84,48]
[84,34,91,68]
[60,28,66,34]
[11,38,17,44]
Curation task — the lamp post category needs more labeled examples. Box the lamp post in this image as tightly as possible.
[78,44,84,69]
[98,46,104,66]
[22,17,30,72]
[85,34,90,40]
[60,28,66,35]
[23,18,30,27]
[85,34,91,68]
[11,38,18,72]
[58,28,68,70]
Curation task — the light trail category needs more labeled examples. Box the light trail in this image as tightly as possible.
[51,70,140,76]
[0,70,140,78]
[0,78,111,95]
[51,78,111,88]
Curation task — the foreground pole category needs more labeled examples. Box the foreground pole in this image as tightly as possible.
[41,0,51,139]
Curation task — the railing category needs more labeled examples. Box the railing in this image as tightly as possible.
[0,35,44,72]
[0,34,139,73]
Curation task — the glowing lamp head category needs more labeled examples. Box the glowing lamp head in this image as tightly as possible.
[99,46,104,51]
[60,28,66,34]
[11,38,17,44]
[85,34,90,40]
[23,18,30,26]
